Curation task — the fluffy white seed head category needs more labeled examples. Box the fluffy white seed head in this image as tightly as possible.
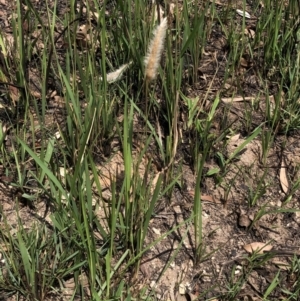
[100,62,132,84]
[106,62,132,83]
[144,17,168,81]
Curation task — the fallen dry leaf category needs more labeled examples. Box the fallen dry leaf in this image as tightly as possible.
[236,9,251,19]
[243,242,273,254]
[173,205,182,214]
[29,89,42,98]
[152,227,161,235]
[228,133,240,142]
[240,57,249,68]
[238,214,251,228]
[244,28,255,38]
[280,158,289,193]
[209,0,224,5]
[8,85,20,105]
[187,190,221,203]
[272,260,290,270]
[179,283,186,295]
[221,96,254,103]
[200,195,214,202]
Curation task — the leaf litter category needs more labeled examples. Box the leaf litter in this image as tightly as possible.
[0,1,300,301]
[279,157,289,193]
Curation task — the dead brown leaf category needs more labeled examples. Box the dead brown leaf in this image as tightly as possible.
[29,89,42,98]
[8,85,20,105]
[243,242,273,254]
[238,214,251,228]
[228,133,240,142]
[221,96,255,103]
[187,191,221,203]
[280,158,289,193]
[240,57,249,68]
[244,28,255,38]
[201,195,214,202]
[272,260,290,270]
[209,0,224,5]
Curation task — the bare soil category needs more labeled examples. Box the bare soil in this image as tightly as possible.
[0,1,300,301]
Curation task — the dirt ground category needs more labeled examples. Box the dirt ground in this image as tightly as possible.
[0,1,300,301]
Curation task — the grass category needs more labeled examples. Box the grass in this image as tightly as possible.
[0,0,299,300]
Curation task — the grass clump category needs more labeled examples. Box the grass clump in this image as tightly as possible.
[0,0,299,300]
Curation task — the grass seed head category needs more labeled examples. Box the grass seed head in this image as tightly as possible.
[144,17,168,82]
[105,62,132,84]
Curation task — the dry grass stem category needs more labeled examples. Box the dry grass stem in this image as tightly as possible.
[144,17,168,81]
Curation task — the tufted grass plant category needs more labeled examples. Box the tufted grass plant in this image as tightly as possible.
[0,0,299,300]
